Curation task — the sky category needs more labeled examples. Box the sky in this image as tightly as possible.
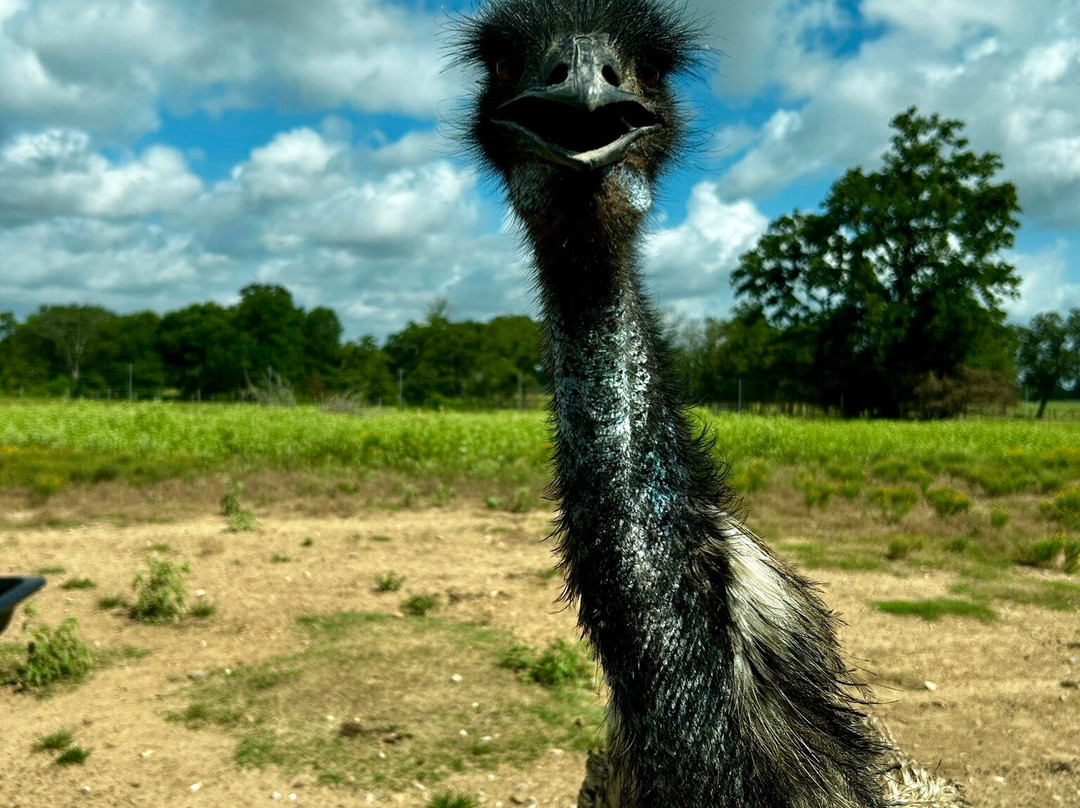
[0,0,1078,340]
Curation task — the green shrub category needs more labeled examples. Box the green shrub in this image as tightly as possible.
[497,641,535,673]
[885,534,924,560]
[484,495,503,510]
[1014,535,1080,574]
[221,479,257,532]
[945,537,971,554]
[32,729,74,752]
[431,483,457,507]
[55,746,92,766]
[732,460,772,493]
[6,617,94,690]
[527,639,592,688]
[427,793,479,808]
[870,459,933,489]
[402,484,420,507]
[59,578,96,591]
[375,572,406,593]
[97,595,126,610]
[130,557,190,624]
[189,602,217,619]
[401,594,438,616]
[500,639,592,688]
[30,473,66,502]
[990,506,1010,529]
[1042,487,1080,529]
[796,475,836,509]
[869,485,920,523]
[926,486,970,517]
[508,487,535,513]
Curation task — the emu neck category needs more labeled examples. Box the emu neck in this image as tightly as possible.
[527,205,695,627]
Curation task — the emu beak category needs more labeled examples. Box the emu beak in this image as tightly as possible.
[492,35,661,171]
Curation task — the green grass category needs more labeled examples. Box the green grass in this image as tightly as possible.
[59,578,96,590]
[952,581,1080,612]
[4,401,1080,490]
[170,612,604,791]
[427,793,480,808]
[55,746,91,766]
[875,598,997,622]
[32,729,74,752]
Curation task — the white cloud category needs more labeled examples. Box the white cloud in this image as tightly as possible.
[710,0,1080,230]
[0,0,460,140]
[0,122,526,339]
[1008,243,1080,320]
[643,181,769,317]
[0,129,202,222]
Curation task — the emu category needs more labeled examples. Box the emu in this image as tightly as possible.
[455,2,966,805]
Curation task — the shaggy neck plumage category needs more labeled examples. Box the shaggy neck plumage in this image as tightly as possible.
[522,185,887,808]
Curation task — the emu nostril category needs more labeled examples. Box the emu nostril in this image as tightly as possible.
[602,65,620,86]
[547,63,569,86]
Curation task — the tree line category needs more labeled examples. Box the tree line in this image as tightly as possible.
[0,110,1077,416]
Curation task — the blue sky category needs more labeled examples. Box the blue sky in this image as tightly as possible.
[0,0,1077,340]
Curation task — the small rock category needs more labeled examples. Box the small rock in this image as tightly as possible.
[510,783,531,805]
[451,674,463,683]
[459,729,469,737]
[271,792,282,800]
[923,681,938,692]
[187,669,206,681]
[81,786,92,794]
[1068,657,1078,666]
[190,783,202,792]
[992,776,1006,784]
[140,749,154,759]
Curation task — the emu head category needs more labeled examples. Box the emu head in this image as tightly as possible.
[456,0,701,222]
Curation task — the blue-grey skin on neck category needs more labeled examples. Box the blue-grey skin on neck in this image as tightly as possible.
[510,161,887,808]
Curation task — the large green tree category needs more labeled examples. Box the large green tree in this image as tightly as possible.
[733,108,1022,416]
[26,305,115,386]
[1017,310,1080,418]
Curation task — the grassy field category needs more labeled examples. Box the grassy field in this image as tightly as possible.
[4,397,1080,484]
[1,399,1079,805]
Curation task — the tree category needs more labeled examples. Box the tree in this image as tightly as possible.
[1017,310,1080,418]
[733,108,1022,417]
[157,303,243,398]
[232,285,306,385]
[27,305,114,385]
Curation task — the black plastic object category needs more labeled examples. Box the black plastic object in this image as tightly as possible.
[0,577,45,636]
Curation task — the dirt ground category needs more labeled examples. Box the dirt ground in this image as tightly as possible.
[1,496,1078,808]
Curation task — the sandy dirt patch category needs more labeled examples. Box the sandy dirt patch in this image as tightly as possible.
[1,504,1078,807]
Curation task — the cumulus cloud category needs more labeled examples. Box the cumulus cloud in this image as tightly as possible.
[708,0,1080,229]
[644,181,770,318]
[0,128,202,223]
[1007,243,1080,320]
[0,0,460,140]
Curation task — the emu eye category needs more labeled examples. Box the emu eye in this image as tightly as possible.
[494,57,521,85]
[637,61,660,89]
